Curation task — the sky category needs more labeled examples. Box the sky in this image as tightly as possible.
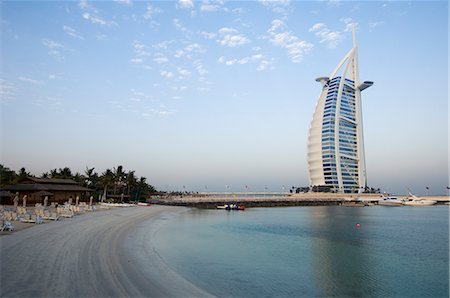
[0,0,448,195]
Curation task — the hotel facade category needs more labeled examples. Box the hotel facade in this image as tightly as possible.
[307,25,373,193]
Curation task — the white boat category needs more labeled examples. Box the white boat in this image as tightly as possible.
[378,196,403,206]
[403,193,437,206]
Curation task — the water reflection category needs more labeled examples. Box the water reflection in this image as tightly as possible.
[310,206,380,297]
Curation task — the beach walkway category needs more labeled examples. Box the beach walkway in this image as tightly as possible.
[0,205,211,297]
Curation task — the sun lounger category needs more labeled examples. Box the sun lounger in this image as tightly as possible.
[1,220,14,231]
[20,213,36,223]
[42,210,59,221]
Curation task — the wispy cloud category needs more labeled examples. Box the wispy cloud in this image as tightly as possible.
[0,79,16,103]
[143,3,163,19]
[79,0,116,26]
[177,0,194,9]
[42,38,66,59]
[368,21,384,29]
[173,18,191,34]
[174,43,205,59]
[266,19,313,63]
[17,76,44,85]
[201,31,216,39]
[114,0,132,5]
[309,23,344,48]
[160,70,174,78]
[218,52,273,71]
[63,25,84,40]
[153,53,169,64]
[177,67,191,78]
[193,60,208,75]
[259,0,291,14]
[200,0,227,12]
[217,27,250,47]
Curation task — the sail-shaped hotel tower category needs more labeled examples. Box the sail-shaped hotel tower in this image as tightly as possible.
[307,25,373,193]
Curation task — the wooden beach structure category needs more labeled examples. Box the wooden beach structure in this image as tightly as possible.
[3,177,92,206]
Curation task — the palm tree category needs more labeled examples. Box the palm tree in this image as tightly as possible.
[50,168,58,178]
[99,169,114,202]
[58,167,73,179]
[17,167,30,180]
[113,165,126,195]
[84,167,98,188]
[126,171,137,199]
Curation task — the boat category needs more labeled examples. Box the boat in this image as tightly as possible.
[378,195,403,206]
[216,204,245,210]
[137,202,152,206]
[403,193,437,206]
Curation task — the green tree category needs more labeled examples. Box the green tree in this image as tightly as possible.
[126,170,137,198]
[99,169,114,202]
[113,165,126,195]
[0,164,17,187]
[84,167,98,189]
[58,167,73,179]
[17,167,30,180]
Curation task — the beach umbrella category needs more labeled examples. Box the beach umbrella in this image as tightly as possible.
[22,195,27,208]
[89,196,93,206]
[44,196,48,208]
[75,196,79,206]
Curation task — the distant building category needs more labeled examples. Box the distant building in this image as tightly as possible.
[4,177,92,205]
[307,25,373,193]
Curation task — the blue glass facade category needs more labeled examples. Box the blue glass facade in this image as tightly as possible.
[321,77,359,193]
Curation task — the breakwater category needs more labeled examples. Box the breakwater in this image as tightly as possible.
[151,193,383,209]
[151,193,450,209]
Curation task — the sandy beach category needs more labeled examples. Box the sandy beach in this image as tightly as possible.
[0,205,212,297]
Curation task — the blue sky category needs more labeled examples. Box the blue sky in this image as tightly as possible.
[0,0,448,195]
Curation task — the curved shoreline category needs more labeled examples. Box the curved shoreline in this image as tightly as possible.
[0,205,213,297]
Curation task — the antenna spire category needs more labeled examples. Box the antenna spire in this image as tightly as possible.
[352,23,357,48]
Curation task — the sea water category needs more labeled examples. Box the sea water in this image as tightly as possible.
[153,206,449,297]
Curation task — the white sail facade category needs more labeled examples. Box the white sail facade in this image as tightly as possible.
[307,25,372,193]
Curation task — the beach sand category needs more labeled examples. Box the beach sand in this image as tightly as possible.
[0,205,212,297]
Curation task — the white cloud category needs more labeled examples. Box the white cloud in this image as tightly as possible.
[177,68,191,77]
[193,60,208,75]
[368,21,384,29]
[173,18,190,33]
[79,0,116,26]
[259,0,291,14]
[0,79,16,103]
[42,38,65,59]
[218,34,250,47]
[160,70,174,78]
[114,0,132,5]
[309,22,345,48]
[153,53,168,64]
[17,76,44,85]
[218,27,238,34]
[63,25,84,39]
[178,0,194,9]
[327,0,342,7]
[152,40,174,50]
[267,19,313,63]
[149,108,175,116]
[130,58,143,64]
[174,43,205,59]
[42,38,63,49]
[218,52,273,71]
[144,3,162,19]
[201,31,216,39]
[201,4,220,12]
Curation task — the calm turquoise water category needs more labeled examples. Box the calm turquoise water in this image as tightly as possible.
[153,206,449,297]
